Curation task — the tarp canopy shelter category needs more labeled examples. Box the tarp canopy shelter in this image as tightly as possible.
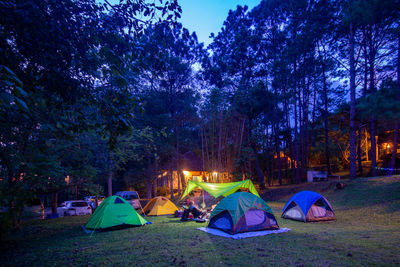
[141,196,179,216]
[181,180,260,199]
[281,191,336,222]
[208,192,279,234]
[84,196,148,232]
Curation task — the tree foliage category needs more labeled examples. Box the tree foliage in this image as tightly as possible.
[0,0,399,230]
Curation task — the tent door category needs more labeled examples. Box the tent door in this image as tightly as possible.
[208,211,233,233]
[282,202,304,221]
[307,199,335,221]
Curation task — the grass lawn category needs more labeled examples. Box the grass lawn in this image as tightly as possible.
[1,176,400,266]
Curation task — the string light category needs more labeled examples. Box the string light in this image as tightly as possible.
[374,167,400,171]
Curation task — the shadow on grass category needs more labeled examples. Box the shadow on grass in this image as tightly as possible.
[168,218,186,223]
[387,200,400,213]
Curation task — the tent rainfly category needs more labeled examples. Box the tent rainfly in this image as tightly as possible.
[141,196,179,216]
[281,191,336,222]
[208,192,279,234]
[181,180,260,199]
[83,196,149,232]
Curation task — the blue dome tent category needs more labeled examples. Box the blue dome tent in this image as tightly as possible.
[281,191,336,222]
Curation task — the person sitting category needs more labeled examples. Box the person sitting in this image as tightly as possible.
[181,201,204,221]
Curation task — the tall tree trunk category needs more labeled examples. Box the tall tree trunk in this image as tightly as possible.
[283,82,294,183]
[204,127,210,171]
[272,70,282,185]
[391,37,400,173]
[312,80,317,125]
[51,192,58,214]
[275,122,282,186]
[370,125,377,176]
[169,165,174,198]
[369,53,377,176]
[294,91,300,184]
[201,126,205,180]
[357,127,363,175]
[153,181,157,198]
[289,141,294,183]
[270,150,275,186]
[238,117,245,157]
[248,150,252,180]
[366,25,378,176]
[152,157,158,198]
[177,170,181,195]
[254,153,265,188]
[223,130,229,177]
[265,125,272,186]
[217,111,223,180]
[239,117,246,179]
[321,54,332,175]
[176,166,181,195]
[273,104,282,185]
[266,152,271,186]
[284,142,289,182]
[363,27,369,96]
[248,119,265,188]
[390,123,399,173]
[107,155,113,197]
[146,157,152,199]
[176,128,181,195]
[302,76,310,182]
[270,125,275,185]
[298,80,304,182]
[349,21,357,179]
[211,120,215,172]
[358,31,368,175]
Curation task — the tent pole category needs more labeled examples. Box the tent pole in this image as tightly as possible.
[202,190,205,208]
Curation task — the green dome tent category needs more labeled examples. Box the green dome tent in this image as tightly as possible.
[84,196,149,232]
[208,192,279,234]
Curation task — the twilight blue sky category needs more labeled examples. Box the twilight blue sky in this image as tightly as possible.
[104,0,261,46]
[178,0,260,46]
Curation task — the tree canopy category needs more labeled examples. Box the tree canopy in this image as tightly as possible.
[1,0,399,228]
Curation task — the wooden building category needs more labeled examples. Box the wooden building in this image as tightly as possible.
[158,151,229,190]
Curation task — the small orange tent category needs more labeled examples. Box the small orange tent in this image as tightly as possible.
[141,196,179,216]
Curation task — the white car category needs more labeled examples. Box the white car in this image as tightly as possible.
[115,191,141,209]
[57,200,92,216]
